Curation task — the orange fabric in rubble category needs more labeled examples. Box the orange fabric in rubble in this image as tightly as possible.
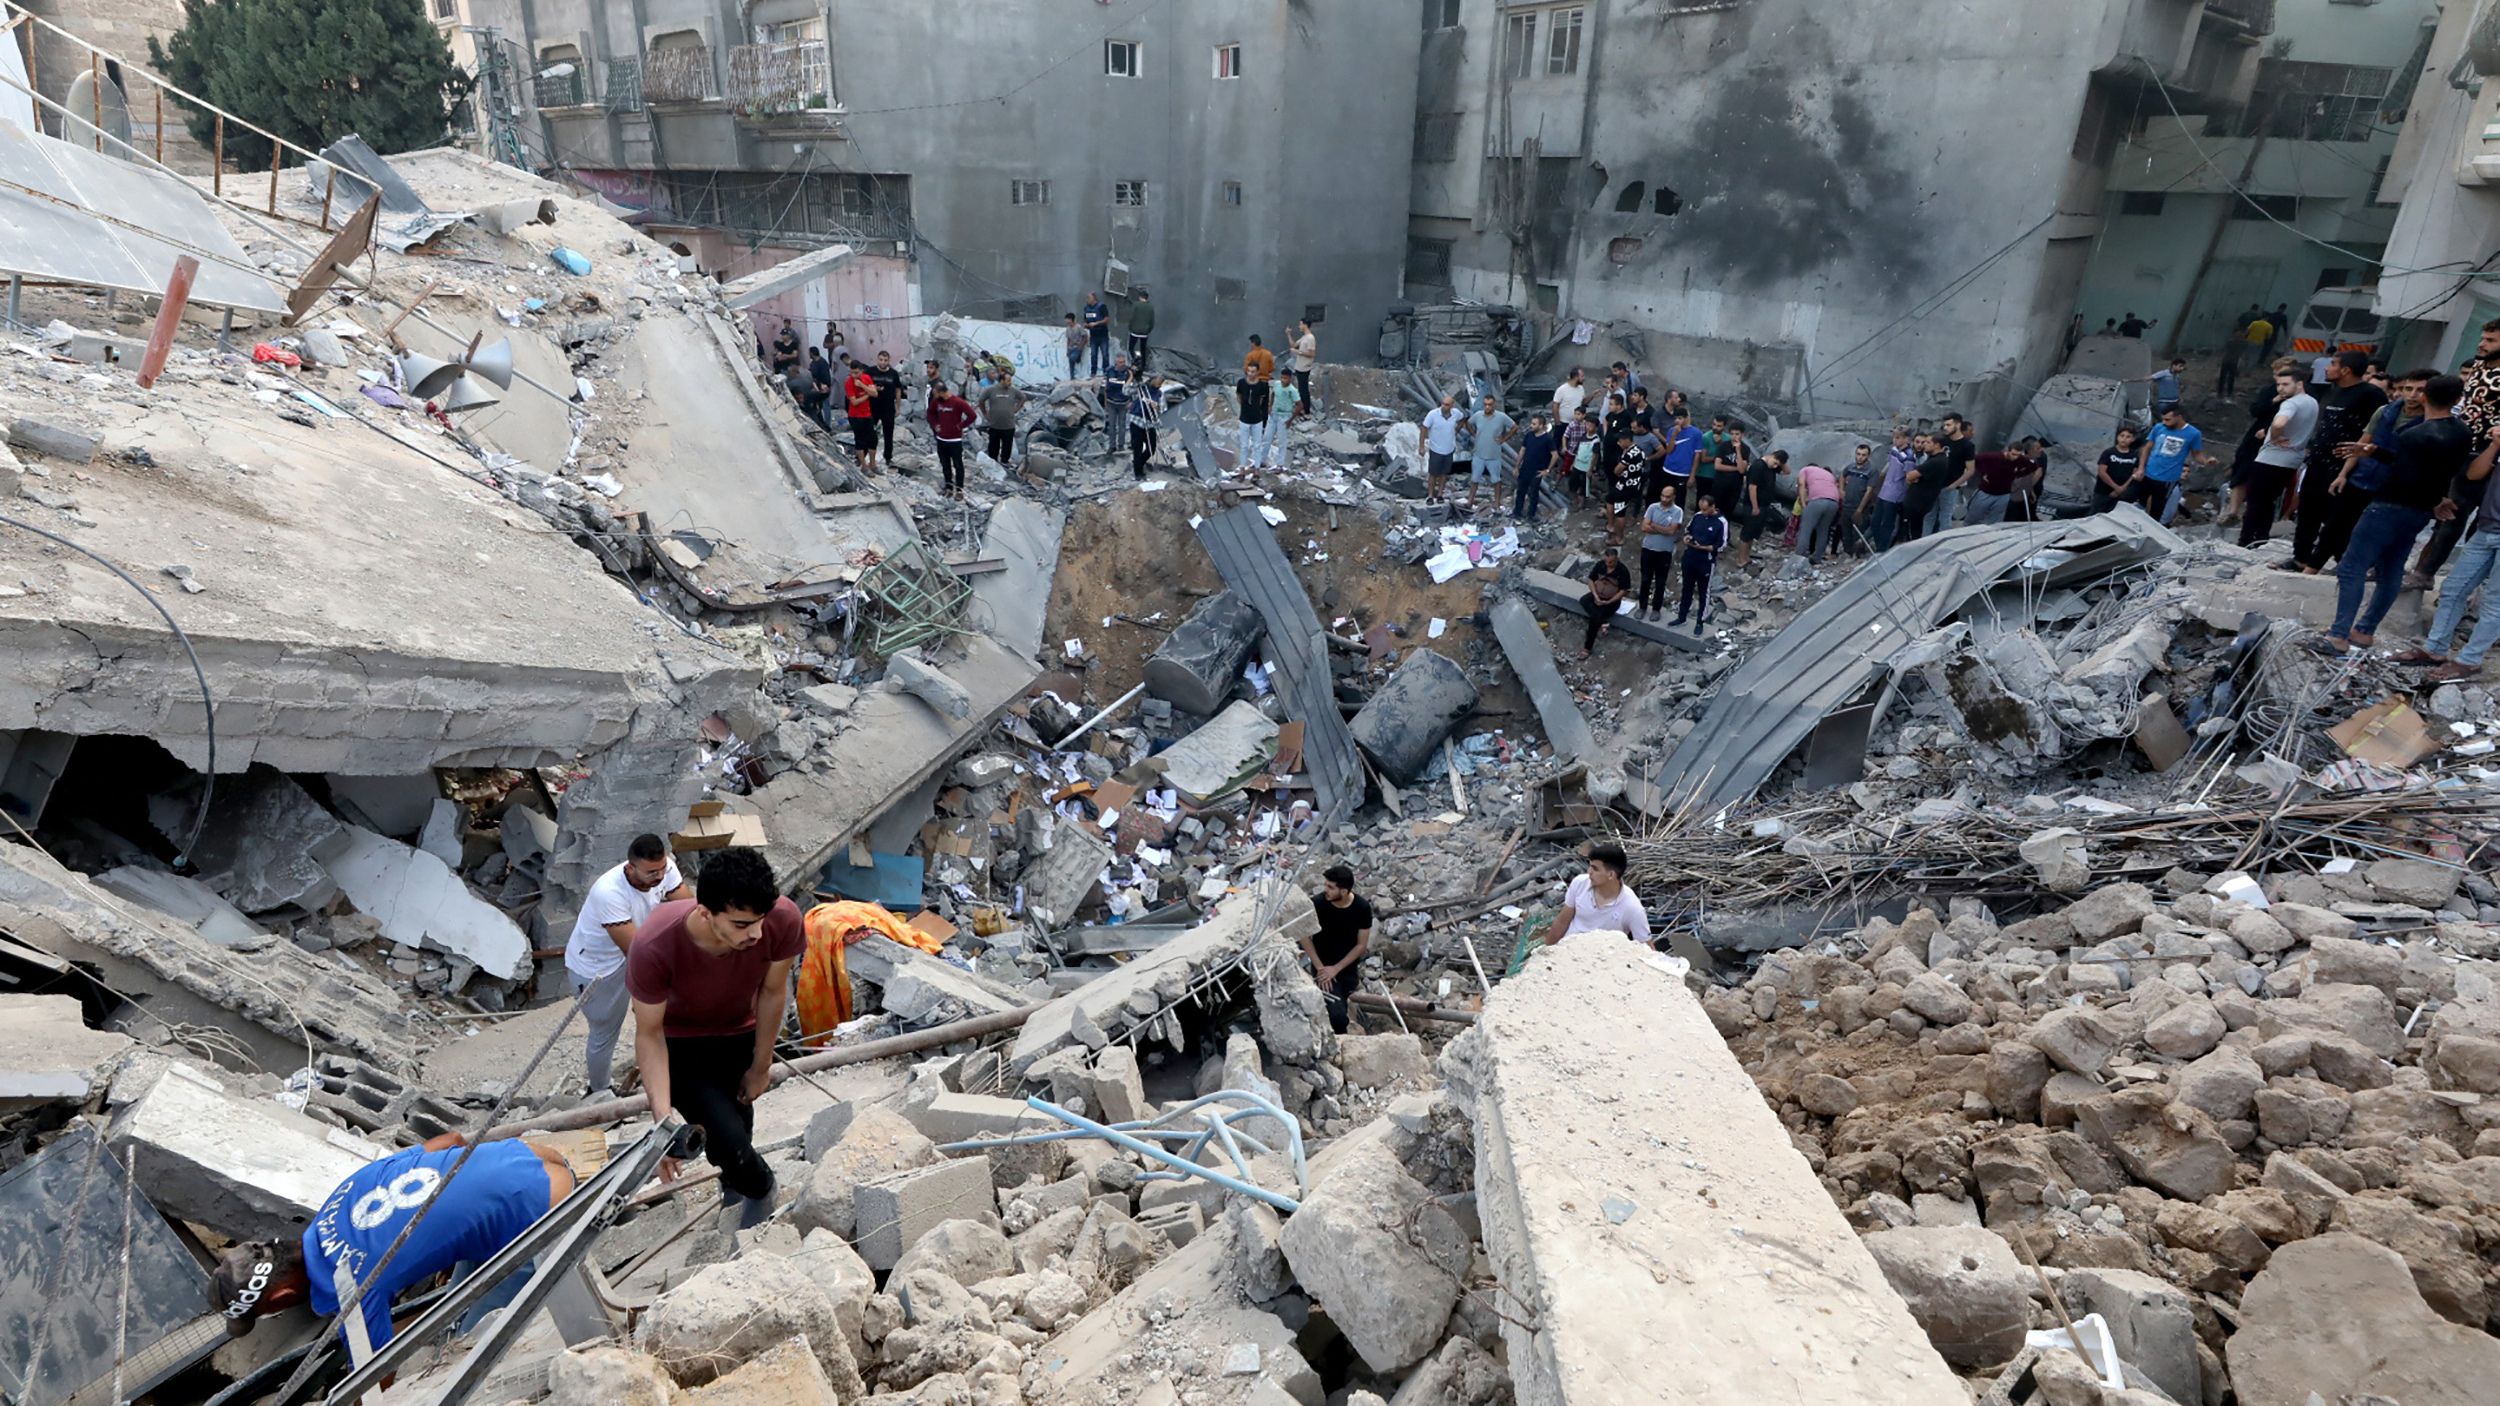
[797,901,944,1044]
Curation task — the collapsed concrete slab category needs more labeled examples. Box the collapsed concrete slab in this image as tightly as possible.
[1486,597,1600,768]
[0,840,421,1073]
[316,826,534,980]
[752,633,1041,892]
[0,993,133,1111]
[91,865,266,946]
[107,1060,387,1240]
[841,933,1027,1025]
[1465,932,1966,1405]
[1009,877,1319,1073]
[149,766,344,913]
[968,497,1066,664]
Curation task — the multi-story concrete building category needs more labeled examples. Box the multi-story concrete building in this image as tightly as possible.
[460,0,1421,368]
[2376,0,2500,369]
[1405,0,2271,434]
[2072,0,2438,355]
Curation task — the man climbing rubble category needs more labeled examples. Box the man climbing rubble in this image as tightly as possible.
[1300,863,1373,1034]
[211,1130,581,1351]
[561,832,690,1098]
[627,845,805,1230]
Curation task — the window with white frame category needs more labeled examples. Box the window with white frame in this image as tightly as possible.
[1502,12,1536,79]
[1213,43,1242,79]
[1544,8,1582,75]
[1106,39,1142,77]
[764,17,831,106]
[1222,181,1243,206]
[1113,179,1149,207]
[1010,179,1050,206]
[1422,0,1461,29]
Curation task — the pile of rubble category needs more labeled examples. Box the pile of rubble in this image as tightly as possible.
[1711,860,2500,1404]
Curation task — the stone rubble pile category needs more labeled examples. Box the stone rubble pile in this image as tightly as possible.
[1707,862,2500,1405]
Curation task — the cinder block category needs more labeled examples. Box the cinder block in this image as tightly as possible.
[1136,1201,1205,1247]
[850,1157,996,1270]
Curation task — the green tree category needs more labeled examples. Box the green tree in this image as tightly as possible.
[148,0,471,170]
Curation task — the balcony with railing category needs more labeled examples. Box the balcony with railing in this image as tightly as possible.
[534,68,587,109]
[643,44,719,103]
[727,39,836,119]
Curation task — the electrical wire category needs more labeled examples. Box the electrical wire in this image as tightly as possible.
[1801,210,2059,398]
[0,515,215,856]
[2140,60,2500,279]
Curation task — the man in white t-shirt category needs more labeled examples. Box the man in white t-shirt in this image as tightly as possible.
[2240,368,2318,549]
[1540,841,1650,949]
[562,833,689,1095]
[1550,366,1588,428]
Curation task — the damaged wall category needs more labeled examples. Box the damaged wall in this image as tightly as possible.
[1413,0,2259,433]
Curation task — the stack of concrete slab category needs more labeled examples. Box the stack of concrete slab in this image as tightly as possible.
[1462,932,1967,1405]
[107,1061,388,1240]
[1009,877,1318,1074]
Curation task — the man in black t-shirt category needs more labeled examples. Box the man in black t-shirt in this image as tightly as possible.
[2293,352,2389,572]
[1301,864,1373,1034]
[866,351,904,466]
[1578,547,1634,657]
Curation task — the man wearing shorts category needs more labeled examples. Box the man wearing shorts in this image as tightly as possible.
[1466,394,1515,512]
[844,360,879,471]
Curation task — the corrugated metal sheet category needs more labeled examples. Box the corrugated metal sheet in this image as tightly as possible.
[0,121,286,313]
[1194,504,1361,825]
[1646,506,2183,818]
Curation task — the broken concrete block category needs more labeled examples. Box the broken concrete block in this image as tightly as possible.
[2024,1007,2119,1075]
[800,682,860,717]
[802,1100,858,1162]
[790,1229,877,1366]
[791,1106,937,1238]
[1278,1143,1454,1372]
[639,1256,863,1393]
[314,826,532,980]
[91,866,267,947]
[2226,1232,2500,1406]
[1089,1044,1147,1123]
[1863,1225,2033,1369]
[851,1157,995,1270]
[885,649,972,720]
[888,1217,1011,1289]
[1254,952,1333,1067]
[7,418,98,463]
[1336,1032,1428,1089]
[417,797,464,868]
[0,993,133,1111]
[2018,827,2091,892]
[905,1091,1049,1146]
[149,765,346,914]
[107,1061,385,1240]
[546,1345,674,1406]
[476,197,559,237]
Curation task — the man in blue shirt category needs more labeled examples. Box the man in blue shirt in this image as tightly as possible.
[211,1133,577,1350]
[1512,413,1557,521]
[1656,410,1705,507]
[2125,408,2215,526]
[1082,292,1112,377]
[1672,493,1728,628]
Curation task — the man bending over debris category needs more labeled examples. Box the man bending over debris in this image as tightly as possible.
[1541,842,1649,949]
[627,845,804,1229]
[1302,864,1373,1034]
[212,1130,578,1350]
[561,832,689,1098]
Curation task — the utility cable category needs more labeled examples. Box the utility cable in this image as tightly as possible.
[1802,211,2059,398]
[0,515,215,855]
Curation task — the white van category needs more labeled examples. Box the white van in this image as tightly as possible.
[2289,286,2383,360]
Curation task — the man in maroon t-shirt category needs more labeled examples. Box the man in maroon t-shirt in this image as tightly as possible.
[626,845,804,1228]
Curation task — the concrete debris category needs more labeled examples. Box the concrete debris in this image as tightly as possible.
[640,1255,866,1395]
[315,825,533,980]
[1278,1141,1457,1372]
[0,993,133,1111]
[2226,1234,2500,1406]
[150,765,346,914]
[106,1060,386,1241]
[91,865,267,947]
[886,648,974,720]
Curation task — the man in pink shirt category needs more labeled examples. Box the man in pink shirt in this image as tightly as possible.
[1794,462,1844,564]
